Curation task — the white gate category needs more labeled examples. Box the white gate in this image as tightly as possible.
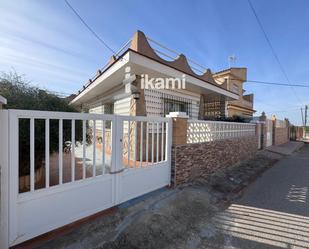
[0,110,172,248]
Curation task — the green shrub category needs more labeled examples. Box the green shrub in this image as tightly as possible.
[0,72,83,176]
[203,115,247,123]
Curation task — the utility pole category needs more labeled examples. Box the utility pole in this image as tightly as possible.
[301,108,304,126]
[305,105,308,138]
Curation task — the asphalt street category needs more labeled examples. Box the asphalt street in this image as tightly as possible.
[216,144,309,249]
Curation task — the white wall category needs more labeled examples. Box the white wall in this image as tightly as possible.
[88,89,200,119]
[114,97,131,116]
[89,104,104,114]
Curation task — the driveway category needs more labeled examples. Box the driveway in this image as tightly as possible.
[215,143,309,248]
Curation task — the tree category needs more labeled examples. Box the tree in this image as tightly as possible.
[0,72,82,176]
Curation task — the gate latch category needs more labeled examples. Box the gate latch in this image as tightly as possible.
[109,168,126,174]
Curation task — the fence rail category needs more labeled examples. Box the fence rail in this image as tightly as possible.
[187,120,256,144]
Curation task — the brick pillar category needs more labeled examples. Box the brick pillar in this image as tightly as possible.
[167,112,189,186]
[166,112,189,145]
[127,77,147,164]
[272,115,276,146]
[129,77,146,117]
[285,118,290,140]
[198,95,205,120]
[259,111,267,149]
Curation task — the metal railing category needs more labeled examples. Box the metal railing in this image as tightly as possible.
[146,36,208,74]
[78,39,132,95]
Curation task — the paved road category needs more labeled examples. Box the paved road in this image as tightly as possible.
[215,144,309,249]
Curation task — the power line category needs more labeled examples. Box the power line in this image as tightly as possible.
[247,0,303,105]
[265,108,301,113]
[245,79,309,88]
[64,0,117,55]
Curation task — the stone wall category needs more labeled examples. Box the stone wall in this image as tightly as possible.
[273,127,289,146]
[290,126,304,141]
[171,135,258,185]
[258,113,291,148]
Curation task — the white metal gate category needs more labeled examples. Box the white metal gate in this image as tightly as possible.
[0,110,172,248]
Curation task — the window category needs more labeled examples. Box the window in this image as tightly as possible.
[163,98,192,117]
[103,103,114,114]
[203,95,225,119]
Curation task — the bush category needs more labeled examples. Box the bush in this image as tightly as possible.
[0,72,82,176]
[203,115,247,123]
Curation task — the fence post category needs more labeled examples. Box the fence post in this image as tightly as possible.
[166,112,188,186]
[166,118,173,186]
[0,108,9,249]
[112,115,124,205]
[285,118,290,140]
[259,112,267,149]
[255,123,262,149]
[166,112,189,145]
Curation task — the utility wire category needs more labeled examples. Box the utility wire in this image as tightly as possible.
[265,108,302,113]
[247,0,303,105]
[64,0,117,55]
[244,79,309,88]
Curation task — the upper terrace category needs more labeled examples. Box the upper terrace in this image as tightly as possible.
[70,30,239,106]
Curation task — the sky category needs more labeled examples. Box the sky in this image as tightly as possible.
[0,0,308,125]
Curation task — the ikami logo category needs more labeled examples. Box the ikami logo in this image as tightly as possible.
[124,66,186,93]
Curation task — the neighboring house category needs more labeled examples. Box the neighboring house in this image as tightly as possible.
[70,30,254,120]
[213,68,255,119]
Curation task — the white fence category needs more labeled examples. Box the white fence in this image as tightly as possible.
[187,120,256,144]
[0,110,172,248]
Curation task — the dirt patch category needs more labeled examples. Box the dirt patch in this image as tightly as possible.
[97,188,220,249]
[96,151,282,249]
[191,150,283,204]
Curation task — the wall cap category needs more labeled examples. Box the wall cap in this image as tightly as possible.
[166,112,189,118]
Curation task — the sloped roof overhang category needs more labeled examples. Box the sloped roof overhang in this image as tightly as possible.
[70,49,239,106]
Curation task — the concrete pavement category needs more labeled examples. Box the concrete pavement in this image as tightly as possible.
[215,143,309,248]
[266,141,304,156]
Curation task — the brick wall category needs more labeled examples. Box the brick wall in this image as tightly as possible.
[171,135,258,185]
[273,127,289,145]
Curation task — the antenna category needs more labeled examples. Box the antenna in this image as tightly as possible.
[228,55,236,68]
